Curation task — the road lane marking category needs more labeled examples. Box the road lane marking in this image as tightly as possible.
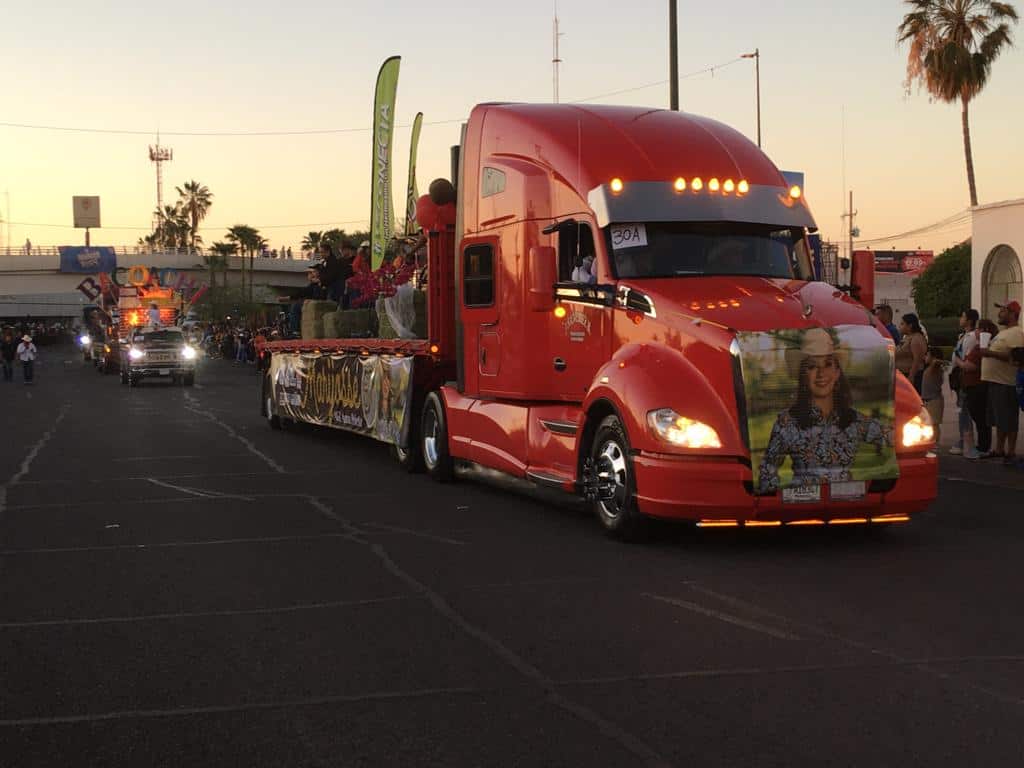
[0,404,71,522]
[145,477,253,501]
[0,594,414,629]
[359,522,467,546]
[644,593,799,640]
[2,532,362,556]
[305,496,670,767]
[554,655,1024,688]
[113,453,252,462]
[0,686,482,727]
[684,584,1024,708]
[182,391,285,473]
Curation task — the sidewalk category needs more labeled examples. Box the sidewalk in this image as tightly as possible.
[934,382,1024,489]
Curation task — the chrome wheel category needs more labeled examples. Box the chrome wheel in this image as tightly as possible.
[596,439,629,520]
[423,408,440,468]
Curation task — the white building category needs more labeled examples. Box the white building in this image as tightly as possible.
[971,198,1024,321]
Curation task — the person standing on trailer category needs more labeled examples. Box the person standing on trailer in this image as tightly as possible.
[147,302,161,327]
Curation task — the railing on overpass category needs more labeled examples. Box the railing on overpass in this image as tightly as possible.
[0,246,311,260]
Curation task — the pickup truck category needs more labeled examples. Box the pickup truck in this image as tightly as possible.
[120,327,197,387]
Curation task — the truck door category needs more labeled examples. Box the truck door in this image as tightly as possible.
[548,221,612,399]
[459,236,499,397]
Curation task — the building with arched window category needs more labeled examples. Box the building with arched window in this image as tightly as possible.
[971,199,1023,323]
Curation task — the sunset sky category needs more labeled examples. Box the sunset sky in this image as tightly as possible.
[2,0,1022,254]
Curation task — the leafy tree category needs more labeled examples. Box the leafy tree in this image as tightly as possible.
[177,181,214,250]
[912,240,971,317]
[898,0,1018,206]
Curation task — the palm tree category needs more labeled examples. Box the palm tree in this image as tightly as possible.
[225,225,262,299]
[301,231,324,255]
[177,181,214,251]
[154,204,190,250]
[898,0,1018,206]
[207,241,237,290]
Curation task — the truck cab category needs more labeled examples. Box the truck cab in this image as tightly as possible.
[425,103,936,536]
[121,326,197,387]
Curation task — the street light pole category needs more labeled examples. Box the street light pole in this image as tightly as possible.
[742,49,761,147]
[669,0,679,110]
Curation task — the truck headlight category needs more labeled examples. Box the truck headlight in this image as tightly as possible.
[181,346,197,360]
[648,409,722,449]
[901,408,935,448]
[79,334,91,346]
[128,347,144,360]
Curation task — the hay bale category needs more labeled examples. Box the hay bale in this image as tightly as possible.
[300,300,337,340]
[336,308,374,338]
[322,311,342,339]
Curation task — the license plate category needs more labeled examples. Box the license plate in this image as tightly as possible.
[159,369,170,376]
[150,354,171,362]
[782,485,822,504]
[830,481,866,501]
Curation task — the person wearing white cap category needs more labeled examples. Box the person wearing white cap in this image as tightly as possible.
[758,328,892,493]
[16,334,37,385]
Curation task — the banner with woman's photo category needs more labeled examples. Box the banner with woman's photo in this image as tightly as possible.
[735,325,898,501]
[269,352,413,446]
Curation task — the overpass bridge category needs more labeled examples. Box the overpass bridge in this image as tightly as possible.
[0,246,314,318]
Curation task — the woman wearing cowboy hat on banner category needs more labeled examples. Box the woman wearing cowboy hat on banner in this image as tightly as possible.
[758,328,892,493]
[16,334,37,385]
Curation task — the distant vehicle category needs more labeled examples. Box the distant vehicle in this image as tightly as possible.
[120,327,197,387]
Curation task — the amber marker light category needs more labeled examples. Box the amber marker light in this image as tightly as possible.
[744,520,782,528]
[789,185,802,199]
[737,180,750,195]
[553,305,567,319]
[787,519,825,526]
[829,518,869,525]
[429,343,440,354]
[673,177,687,192]
[691,177,704,192]
[723,179,736,194]
[610,178,624,194]
[697,520,739,528]
[871,515,910,524]
[708,178,721,192]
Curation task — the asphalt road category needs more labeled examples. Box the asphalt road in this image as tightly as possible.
[2,344,1024,767]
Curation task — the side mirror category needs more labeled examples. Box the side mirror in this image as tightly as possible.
[528,246,557,312]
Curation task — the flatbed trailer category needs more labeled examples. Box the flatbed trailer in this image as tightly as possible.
[261,102,937,539]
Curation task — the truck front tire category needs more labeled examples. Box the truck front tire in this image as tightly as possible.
[422,392,454,482]
[591,415,647,540]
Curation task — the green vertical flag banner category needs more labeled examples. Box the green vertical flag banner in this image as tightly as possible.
[370,56,401,270]
[404,112,423,236]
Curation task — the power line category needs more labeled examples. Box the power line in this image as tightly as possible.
[7,219,369,231]
[854,209,971,246]
[0,60,749,138]
[0,118,465,138]
[572,57,745,103]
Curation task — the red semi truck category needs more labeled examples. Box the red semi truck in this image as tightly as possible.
[261,103,937,538]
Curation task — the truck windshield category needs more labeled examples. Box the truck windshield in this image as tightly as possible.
[607,222,813,281]
[134,330,183,344]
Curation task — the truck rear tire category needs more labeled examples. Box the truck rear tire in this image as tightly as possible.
[421,392,454,482]
[591,415,647,540]
[183,374,195,387]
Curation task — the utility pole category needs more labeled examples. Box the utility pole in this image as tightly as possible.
[741,49,761,147]
[552,3,564,103]
[669,0,679,110]
[841,189,859,275]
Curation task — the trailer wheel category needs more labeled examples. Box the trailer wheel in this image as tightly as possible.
[263,377,282,430]
[591,415,646,540]
[422,392,454,482]
[120,369,128,385]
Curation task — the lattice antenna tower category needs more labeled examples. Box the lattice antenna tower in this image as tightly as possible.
[148,133,174,230]
[552,2,564,103]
